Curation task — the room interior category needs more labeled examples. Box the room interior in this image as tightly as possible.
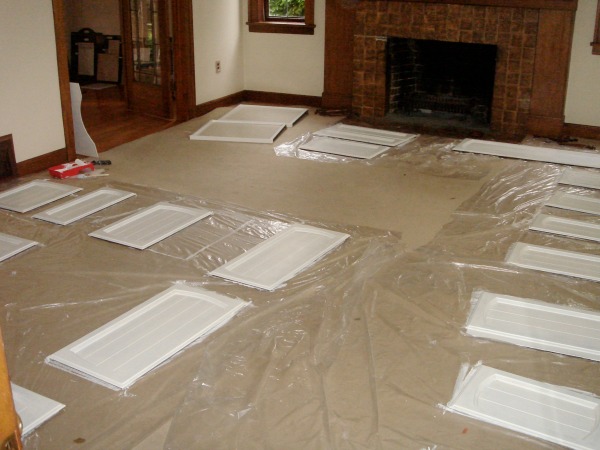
[1,1,600,449]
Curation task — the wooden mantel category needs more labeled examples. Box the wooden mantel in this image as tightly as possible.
[358,0,577,10]
[323,0,579,138]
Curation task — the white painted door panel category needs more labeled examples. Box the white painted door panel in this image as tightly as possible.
[0,232,38,263]
[45,285,248,390]
[89,202,212,249]
[0,181,82,213]
[454,139,600,168]
[189,120,285,143]
[466,291,600,361]
[33,188,136,225]
[559,168,600,190]
[210,224,350,290]
[447,365,600,450]
[506,242,600,282]
[314,123,417,147]
[530,214,600,242]
[545,191,600,216]
[299,136,390,159]
[219,104,307,127]
[11,384,65,436]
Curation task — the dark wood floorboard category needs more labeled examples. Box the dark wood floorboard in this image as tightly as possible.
[81,86,174,153]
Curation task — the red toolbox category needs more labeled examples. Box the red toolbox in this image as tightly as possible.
[49,159,94,179]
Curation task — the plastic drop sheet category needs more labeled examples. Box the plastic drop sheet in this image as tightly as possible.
[275,132,494,180]
[166,158,600,450]
[0,175,403,449]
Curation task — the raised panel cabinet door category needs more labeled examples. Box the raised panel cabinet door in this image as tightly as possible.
[0,326,22,449]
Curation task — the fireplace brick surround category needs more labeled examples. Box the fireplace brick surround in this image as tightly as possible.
[323,0,578,138]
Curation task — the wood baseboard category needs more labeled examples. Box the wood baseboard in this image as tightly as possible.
[563,123,600,141]
[17,148,68,177]
[243,90,321,108]
[0,135,17,179]
[194,91,245,117]
[194,90,322,118]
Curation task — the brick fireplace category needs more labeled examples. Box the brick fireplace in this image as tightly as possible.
[323,0,578,139]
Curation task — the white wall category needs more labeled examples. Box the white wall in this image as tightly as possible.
[242,0,325,97]
[193,0,245,105]
[0,1,65,163]
[565,0,600,127]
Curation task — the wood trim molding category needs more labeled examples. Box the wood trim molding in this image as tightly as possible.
[322,0,355,110]
[564,123,600,140]
[0,135,18,179]
[17,148,68,177]
[527,8,576,138]
[0,326,22,450]
[195,90,322,118]
[52,0,76,162]
[243,90,321,107]
[592,0,600,55]
[195,91,246,117]
[358,0,578,10]
[247,0,316,35]
[172,0,197,122]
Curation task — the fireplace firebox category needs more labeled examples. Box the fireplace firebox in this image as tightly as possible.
[388,38,497,127]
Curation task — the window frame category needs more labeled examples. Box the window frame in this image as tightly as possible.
[248,0,315,35]
[593,0,600,55]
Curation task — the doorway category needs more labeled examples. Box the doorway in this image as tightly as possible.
[53,0,196,155]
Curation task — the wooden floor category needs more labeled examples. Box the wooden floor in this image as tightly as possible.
[81,85,174,153]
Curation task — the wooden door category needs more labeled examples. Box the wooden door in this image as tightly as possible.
[0,327,22,450]
[121,0,173,119]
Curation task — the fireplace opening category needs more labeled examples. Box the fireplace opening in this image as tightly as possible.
[387,38,497,131]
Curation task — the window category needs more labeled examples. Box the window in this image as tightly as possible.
[593,0,600,55]
[248,0,315,35]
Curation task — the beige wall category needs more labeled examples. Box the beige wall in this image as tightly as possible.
[241,0,325,97]
[0,1,65,163]
[565,0,600,127]
[193,0,245,105]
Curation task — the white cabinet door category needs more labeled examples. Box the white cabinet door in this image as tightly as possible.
[210,224,350,290]
[46,285,248,390]
[89,202,212,249]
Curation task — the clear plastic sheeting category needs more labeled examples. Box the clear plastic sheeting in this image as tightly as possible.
[166,156,600,450]
[0,176,403,449]
[274,132,362,164]
[2,144,600,450]
[274,132,494,181]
